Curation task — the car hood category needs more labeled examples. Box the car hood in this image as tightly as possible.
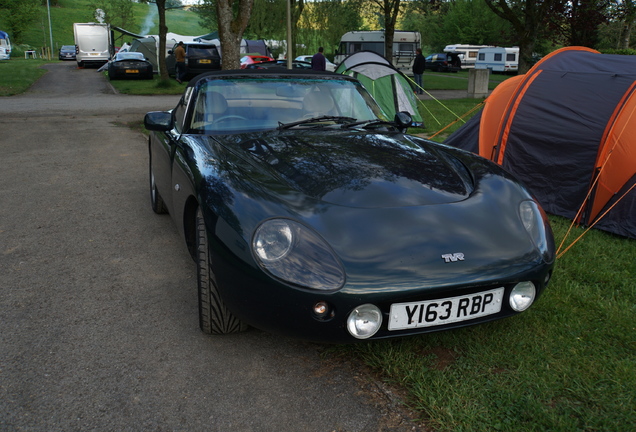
[219,130,474,209]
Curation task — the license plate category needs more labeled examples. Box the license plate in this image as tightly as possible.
[199,59,211,64]
[89,52,99,56]
[388,287,504,331]
[125,69,139,73]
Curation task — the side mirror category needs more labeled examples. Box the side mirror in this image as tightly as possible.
[394,111,413,132]
[144,111,173,132]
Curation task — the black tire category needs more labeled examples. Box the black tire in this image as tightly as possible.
[195,208,248,335]
[149,150,168,214]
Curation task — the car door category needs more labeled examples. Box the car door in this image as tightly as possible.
[150,93,191,216]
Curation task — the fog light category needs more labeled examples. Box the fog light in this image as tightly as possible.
[313,301,330,318]
[509,281,536,312]
[347,304,382,339]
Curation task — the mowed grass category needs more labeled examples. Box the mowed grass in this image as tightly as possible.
[108,74,186,95]
[0,59,49,96]
[329,217,635,431]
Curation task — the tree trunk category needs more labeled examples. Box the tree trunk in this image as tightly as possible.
[156,0,169,80]
[216,0,254,70]
[620,21,634,49]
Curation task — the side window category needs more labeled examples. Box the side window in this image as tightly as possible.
[172,87,193,133]
[494,53,503,61]
[478,53,485,61]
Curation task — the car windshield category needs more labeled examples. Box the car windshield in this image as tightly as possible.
[189,76,387,134]
[116,52,144,61]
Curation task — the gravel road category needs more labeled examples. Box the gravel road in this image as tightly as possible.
[0,63,424,432]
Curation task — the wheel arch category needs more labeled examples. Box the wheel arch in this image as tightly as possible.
[183,196,201,261]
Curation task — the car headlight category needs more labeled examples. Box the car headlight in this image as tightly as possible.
[252,218,346,291]
[519,200,554,262]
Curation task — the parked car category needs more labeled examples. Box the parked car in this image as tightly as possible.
[107,51,153,80]
[425,52,462,72]
[240,54,275,69]
[143,69,555,343]
[58,45,76,61]
[295,55,337,71]
[166,42,221,80]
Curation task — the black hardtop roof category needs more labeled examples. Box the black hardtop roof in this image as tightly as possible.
[186,68,353,89]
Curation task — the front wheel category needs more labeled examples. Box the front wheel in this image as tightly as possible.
[195,208,248,335]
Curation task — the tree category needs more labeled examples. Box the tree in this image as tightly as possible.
[215,0,254,69]
[0,0,39,43]
[566,0,609,47]
[484,0,567,73]
[613,0,636,48]
[195,0,255,70]
[244,0,287,41]
[296,0,364,55]
[88,0,135,29]
[371,0,401,63]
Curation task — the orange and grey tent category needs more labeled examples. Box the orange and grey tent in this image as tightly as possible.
[445,46,636,239]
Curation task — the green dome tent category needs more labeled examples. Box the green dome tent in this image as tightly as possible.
[336,51,423,126]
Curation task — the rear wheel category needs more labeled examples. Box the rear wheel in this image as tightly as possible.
[195,207,247,335]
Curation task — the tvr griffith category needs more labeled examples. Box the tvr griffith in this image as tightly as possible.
[144,69,555,343]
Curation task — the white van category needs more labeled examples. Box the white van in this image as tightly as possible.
[74,23,112,67]
[335,30,421,75]
[443,44,493,69]
[475,47,519,73]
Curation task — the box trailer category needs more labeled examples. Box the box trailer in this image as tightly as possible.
[335,30,421,75]
[74,23,112,67]
[475,47,519,73]
[443,44,493,69]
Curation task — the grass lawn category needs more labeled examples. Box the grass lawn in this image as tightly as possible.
[0,59,49,96]
[108,74,186,95]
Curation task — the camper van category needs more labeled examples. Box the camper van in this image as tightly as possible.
[74,23,112,67]
[0,30,11,60]
[443,44,493,69]
[335,30,421,75]
[475,47,519,73]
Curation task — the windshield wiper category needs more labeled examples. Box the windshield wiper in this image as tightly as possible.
[340,119,395,130]
[278,116,356,130]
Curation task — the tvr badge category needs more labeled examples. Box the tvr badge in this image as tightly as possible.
[441,252,465,263]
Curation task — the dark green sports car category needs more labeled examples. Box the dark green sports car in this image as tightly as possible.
[144,69,555,342]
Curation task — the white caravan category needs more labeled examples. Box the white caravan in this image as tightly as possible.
[475,47,519,73]
[74,23,112,67]
[335,30,421,75]
[0,30,11,60]
[443,44,493,69]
